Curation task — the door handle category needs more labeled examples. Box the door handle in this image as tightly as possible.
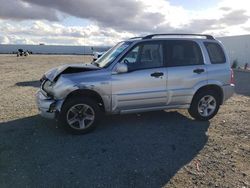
[151,72,164,78]
[193,68,205,74]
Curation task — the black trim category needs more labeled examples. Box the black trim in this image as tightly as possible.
[193,68,205,74]
[151,72,164,77]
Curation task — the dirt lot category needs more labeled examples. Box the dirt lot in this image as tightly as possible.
[0,55,249,188]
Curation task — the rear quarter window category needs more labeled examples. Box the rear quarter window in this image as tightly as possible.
[204,42,226,64]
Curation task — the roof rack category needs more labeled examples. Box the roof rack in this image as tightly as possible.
[129,37,143,40]
[143,33,215,40]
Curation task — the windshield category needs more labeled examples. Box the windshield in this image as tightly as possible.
[94,41,132,68]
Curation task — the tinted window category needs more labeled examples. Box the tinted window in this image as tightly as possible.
[167,41,203,67]
[204,42,226,64]
[121,42,163,71]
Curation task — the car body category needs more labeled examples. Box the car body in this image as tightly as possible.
[36,34,234,134]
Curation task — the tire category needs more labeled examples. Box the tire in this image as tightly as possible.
[188,90,220,121]
[59,97,101,134]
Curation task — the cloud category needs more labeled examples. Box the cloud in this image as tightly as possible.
[0,0,59,21]
[19,0,250,33]
[185,9,250,33]
[21,0,171,33]
[220,7,232,11]
[181,7,250,34]
[0,20,135,45]
[220,10,249,25]
[0,36,10,44]
[0,0,250,45]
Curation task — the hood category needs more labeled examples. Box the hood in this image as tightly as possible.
[44,63,100,81]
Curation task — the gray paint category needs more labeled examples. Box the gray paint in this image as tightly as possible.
[36,37,234,120]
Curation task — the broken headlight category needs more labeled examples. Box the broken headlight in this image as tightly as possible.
[42,79,54,96]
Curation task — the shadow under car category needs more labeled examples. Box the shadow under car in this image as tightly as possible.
[0,111,209,187]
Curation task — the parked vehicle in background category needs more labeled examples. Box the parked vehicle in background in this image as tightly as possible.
[36,34,234,134]
[17,49,32,57]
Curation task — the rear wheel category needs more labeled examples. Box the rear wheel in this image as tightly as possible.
[59,97,101,134]
[188,90,220,121]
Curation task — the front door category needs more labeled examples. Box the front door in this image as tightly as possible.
[111,41,167,112]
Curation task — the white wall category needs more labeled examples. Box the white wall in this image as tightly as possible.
[0,44,110,55]
[1,35,250,66]
[218,35,250,67]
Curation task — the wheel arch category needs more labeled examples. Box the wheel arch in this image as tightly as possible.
[62,89,105,112]
[192,84,224,105]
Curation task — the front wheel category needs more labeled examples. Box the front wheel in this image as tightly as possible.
[59,97,101,134]
[188,90,220,121]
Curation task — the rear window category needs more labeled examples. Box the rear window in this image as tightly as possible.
[204,42,226,64]
[167,40,204,67]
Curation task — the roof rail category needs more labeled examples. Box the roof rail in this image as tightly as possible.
[143,33,215,40]
[129,37,143,40]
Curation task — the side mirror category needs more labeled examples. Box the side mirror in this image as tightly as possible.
[114,63,128,74]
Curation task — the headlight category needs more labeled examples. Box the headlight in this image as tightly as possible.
[42,80,54,95]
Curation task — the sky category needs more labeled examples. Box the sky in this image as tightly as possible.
[0,0,249,46]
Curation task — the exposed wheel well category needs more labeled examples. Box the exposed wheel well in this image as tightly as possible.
[62,89,105,112]
[193,85,223,105]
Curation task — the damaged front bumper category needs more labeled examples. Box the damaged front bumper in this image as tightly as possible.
[35,90,63,119]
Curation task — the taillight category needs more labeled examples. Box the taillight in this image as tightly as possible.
[230,69,235,85]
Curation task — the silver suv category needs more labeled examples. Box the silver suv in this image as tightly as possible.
[36,34,235,134]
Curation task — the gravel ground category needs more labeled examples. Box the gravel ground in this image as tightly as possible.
[0,55,249,188]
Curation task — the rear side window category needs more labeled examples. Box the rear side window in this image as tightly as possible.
[204,42,226,64]
[166,40,204,67]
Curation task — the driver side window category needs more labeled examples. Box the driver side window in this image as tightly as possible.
[123,46,139,64]
[121,42,163,71]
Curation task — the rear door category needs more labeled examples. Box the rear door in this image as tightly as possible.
[204,41,230,85]
[165,40,207,105]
